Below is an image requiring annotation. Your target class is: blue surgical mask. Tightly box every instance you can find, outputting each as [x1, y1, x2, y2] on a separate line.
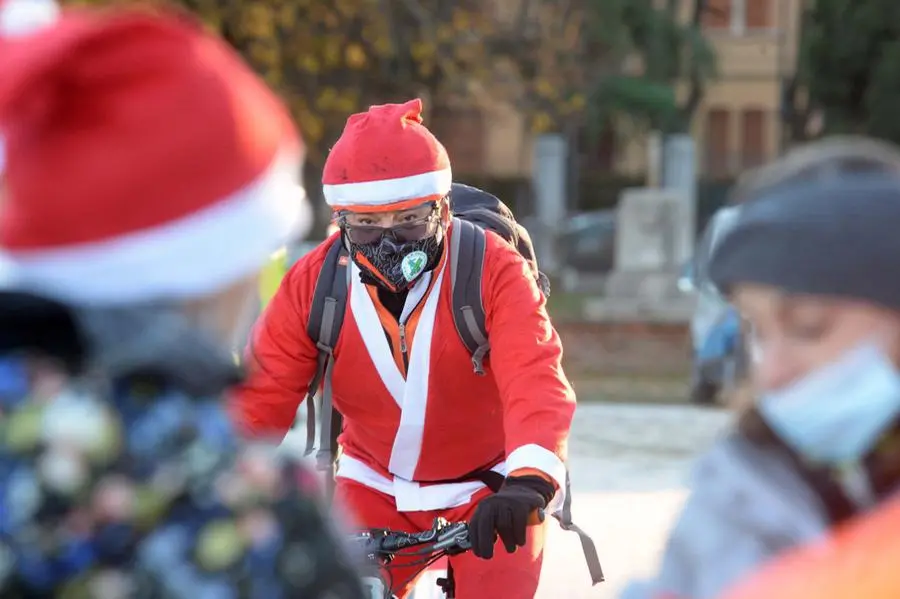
[758, 342, 900, 465]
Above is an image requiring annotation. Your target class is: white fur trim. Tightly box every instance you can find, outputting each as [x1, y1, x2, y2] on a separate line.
[506, 443, 567, 491]
[323, 168, 452, 207]
[0, 153, 310, 304]
[348, 264, 409, 406]
[348, 259, 447, 481]
[0, 0, 59, 38]
[388, 264, 445, 479]
[337, 454, 508, 512]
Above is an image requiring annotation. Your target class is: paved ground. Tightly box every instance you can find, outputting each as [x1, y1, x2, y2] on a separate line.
[534, 403, 731, 599]
[283, 403, 733, 598]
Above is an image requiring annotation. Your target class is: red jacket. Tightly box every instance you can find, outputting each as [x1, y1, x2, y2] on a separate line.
[230, 225, 575, 511]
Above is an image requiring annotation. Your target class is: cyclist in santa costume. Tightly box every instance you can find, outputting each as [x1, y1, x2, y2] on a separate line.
[231, 99, 576, 597]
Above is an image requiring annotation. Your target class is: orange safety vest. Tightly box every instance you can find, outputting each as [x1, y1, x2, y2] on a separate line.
[721, 493, 900, 599]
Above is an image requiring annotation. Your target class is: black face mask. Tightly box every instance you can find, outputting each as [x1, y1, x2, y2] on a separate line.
[346, 229, 444, 292]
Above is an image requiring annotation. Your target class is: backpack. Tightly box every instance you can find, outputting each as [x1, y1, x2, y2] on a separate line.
[301, 183, 604, 585]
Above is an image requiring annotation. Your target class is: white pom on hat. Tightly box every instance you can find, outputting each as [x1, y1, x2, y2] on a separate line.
[0, 0, 59, 38]
[322, 98, 451, 211]
[0, 8, 309, 305]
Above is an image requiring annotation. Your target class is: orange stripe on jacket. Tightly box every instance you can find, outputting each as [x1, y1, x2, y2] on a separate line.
[364, 245, 447, 376]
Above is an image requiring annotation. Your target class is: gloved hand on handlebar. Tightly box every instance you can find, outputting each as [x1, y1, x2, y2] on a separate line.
[469, 475, 555, 559]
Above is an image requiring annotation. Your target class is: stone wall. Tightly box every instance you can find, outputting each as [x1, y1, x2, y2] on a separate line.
[556, 321, 691, 377]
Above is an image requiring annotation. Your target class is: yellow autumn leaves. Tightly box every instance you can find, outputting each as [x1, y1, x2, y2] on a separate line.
[64, 0, 592, 162]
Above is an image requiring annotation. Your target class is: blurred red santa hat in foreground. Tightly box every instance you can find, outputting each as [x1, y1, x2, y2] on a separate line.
[0, 0, 60, 175]
[0, 6, 309, 305]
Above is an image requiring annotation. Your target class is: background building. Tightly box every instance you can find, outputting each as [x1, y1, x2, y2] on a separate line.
[435, 0, 802, 186]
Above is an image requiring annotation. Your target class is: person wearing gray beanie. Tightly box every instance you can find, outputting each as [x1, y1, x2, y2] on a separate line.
[620, 135, 900, 599]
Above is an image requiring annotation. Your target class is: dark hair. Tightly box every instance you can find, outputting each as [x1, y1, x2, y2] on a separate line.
[728, 135, 900, 205]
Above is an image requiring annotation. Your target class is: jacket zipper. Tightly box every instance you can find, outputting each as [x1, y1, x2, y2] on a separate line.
[399, 322, 409, 372]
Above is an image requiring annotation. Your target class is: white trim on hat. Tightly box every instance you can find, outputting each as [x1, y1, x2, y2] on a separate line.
[0, 153, 310, 305]
[323, 167, 452, 207]
[0, 0, 59, 38]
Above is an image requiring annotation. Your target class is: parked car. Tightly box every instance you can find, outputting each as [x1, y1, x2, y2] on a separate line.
[681, 207, 747, 405]
[556, 209, 617, 273]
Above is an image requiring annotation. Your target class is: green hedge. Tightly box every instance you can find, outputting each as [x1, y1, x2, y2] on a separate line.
[452, 176, 530, 213]
[455, 172, 736, 234]
[577, 173, 644, 211]
[696, 178, 736, 232]
[454, 173, 644, 214]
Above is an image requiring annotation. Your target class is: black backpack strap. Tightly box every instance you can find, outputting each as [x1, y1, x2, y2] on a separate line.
[551, 469, 605, 585]
[449, 217, 490, 375]
[305, 239, 350, 500]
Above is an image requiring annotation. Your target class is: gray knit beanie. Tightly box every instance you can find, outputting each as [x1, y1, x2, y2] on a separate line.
[708, 174, 900, 310]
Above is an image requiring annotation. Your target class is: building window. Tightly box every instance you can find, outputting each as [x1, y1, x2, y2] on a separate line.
[745, 0, 772, 29]
[704, 107, 732, 178]
[702, 0, 731, 29]
[703, 0, 773, 35]
[740, 108, 768, 170]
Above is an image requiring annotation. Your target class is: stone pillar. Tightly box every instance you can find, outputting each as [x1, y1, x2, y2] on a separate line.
[588, 187, 695, 322]
[661, 134, 697, 243]
[645, 131, 664, 188]
[532, 133, 568, 274]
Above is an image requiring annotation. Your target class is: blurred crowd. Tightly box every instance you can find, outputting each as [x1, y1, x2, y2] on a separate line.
[0, 1, 364, 597]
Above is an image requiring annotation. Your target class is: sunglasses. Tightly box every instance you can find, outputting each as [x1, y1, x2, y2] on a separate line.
[340, 213, 440, 245]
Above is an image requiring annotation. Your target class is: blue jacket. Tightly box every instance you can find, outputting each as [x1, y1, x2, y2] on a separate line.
[697, 309, 741, 363]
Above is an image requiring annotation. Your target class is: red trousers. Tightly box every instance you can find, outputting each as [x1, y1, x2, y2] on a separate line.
[336, 478, 546, 599]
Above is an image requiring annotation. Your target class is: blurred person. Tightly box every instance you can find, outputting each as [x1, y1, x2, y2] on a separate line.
[685, 206, 745, 405]
[230, 99, 577, 598]
[0, 6, 366, 598]
[621, 136, 900, 599]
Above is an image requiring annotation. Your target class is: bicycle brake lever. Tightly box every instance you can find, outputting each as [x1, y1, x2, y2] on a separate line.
[432, 522, 470, 552]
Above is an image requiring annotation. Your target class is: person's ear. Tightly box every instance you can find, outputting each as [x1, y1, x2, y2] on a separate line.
[440, 198, 451, 225]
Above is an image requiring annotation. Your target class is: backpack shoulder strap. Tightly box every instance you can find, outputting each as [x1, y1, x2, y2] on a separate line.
[449, 217, 490, 375]
[307, 238, 351, 365]
[304, 239, 350, 489]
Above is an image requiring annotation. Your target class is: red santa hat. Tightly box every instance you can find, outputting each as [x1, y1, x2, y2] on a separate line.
[0, 0, 60, 176]
[0, 8, 308, 305]
[322, 98, 451, 212]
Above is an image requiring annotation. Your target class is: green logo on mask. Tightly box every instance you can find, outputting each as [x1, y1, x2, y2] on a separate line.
[401, 251, 428, 282]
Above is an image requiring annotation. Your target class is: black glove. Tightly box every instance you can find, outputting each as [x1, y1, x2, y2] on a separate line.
[469, 475, 555, 559]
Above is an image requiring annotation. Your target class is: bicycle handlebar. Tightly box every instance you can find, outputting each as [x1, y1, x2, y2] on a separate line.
[351, 518, 472, 558]
[351, 507, 545, 559]
[351, 511, 546, 599]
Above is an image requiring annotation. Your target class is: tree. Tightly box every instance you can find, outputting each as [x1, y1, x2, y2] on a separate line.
[795, 0, 900, 144]
[66, 0, 715, 186]
[68, 0, 494, 170]
[484, 0, 716, 137]
[780, 1, 814, 147]
[621, 0, 717, 134]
